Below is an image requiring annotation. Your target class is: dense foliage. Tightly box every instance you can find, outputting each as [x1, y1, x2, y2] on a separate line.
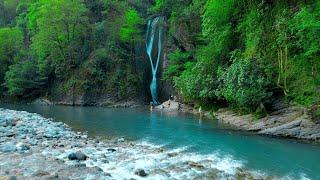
[0, 0, 147, 102]
[159, 0, 320, 112]
[0, 0, 319, 113]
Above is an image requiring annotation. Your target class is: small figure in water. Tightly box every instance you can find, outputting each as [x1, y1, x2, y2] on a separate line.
[150, 102, 154, 111]
[168, 94, 174, 108]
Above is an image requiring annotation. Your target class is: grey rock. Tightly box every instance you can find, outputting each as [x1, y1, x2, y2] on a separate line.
[68, 151, 87, 161]
[44, 173, 59, 179]
[1, 119, 18, 127]
[8, 176, 17, 180]
[0, 176, 17, 180]
[117, 138, 125, 143]
[28, 139, 38, 146]
[167, 152, 178, 157]
[195, 168, 220, 180]
[259, 120, 302, 136]
[16, 142, 30, 151]
[186, 161, 205, 169]
[33, 170, 50, 176]
[32, 98, 53, 106]
[91, 166, 103, 172]
[101, 159, 109, 163]
[134, 169, 148, 177]
[104, 172, 112, 177]
[0, 142, 16, 152]
[5, 132, 15, 137]
[72, 163, 87, 168]
[107, 148, 116, 152]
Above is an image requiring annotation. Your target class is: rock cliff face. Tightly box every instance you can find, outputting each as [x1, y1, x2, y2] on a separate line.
[33, 93, 142, 108]
[215, 106, 320, 142]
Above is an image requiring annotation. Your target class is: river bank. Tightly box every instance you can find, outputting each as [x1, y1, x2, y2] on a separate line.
[215, 106, 320, 143]
[0, 108, 269, 179]
[154, 100, 320, 143]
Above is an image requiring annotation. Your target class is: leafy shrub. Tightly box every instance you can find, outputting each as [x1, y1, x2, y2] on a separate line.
[287, 4, 320, 105]
[163, 50, 190, 82]
[119, 9, 143, 43]
[0, 27, 24, 93]
[217, 52, 271, 111]
[175, 59, 219, 102]
[5, 60, 46, 97]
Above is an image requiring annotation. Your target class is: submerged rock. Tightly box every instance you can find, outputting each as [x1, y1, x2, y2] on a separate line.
[134, 169, 148, 177]
[186, 161, 205, 169]
[68, 151, 87, 161]
[107, 148, 116, 152]
[116, 138, 125, 143]
[195, 168, 221, 180]
[167, 152, 178, 157]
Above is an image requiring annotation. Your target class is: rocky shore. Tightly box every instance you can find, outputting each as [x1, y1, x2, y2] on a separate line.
[154, 100, 320, 143]
[0, 108, 269, 180]
[32, 97, 142, 108]
[215, 106, 320, 142]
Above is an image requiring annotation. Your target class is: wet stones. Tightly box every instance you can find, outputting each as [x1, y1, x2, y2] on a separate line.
[15, 142, 30, 151]
[134, 169, 148, 177]
[0, 108, 272, 179]
[33, 170, 50, 177]
[0, 142, 16, 152]
[186, 161, 205, 169]
[5, 132, 15, 138]
[1, 118, 19, 127]
[167, 152, 178, 157]
[90, 166, 103, 172]
[107, 148, 116, 153]
[115, 137, 125, 143]
[0, 176, 18, 180]
[68, 151, 87, 161]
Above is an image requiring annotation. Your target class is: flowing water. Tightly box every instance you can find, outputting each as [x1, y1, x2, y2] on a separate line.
[1, 104, 320, 179]
[146, 17, 164, 105]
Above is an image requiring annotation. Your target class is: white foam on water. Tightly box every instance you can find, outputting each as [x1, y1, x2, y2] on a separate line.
[99, 142, 244, 179]
[276, 172, 312, 180]
[299, 173, 311, 180]
[48, 139, 249, 179]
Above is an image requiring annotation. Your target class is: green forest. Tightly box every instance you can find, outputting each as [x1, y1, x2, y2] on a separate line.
[0, 0, 319, 115]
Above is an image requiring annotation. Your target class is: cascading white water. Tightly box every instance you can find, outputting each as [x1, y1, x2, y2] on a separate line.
[146, 17, 164, 105]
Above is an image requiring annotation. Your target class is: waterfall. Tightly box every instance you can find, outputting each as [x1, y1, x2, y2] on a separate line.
[146, 17, 164, 105]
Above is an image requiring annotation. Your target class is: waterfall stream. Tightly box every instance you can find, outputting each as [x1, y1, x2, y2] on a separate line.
[146, 17, 164, 105]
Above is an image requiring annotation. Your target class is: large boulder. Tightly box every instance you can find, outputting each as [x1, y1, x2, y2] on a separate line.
[68, 151, 87, 161]
[155, 100, 180, 111]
